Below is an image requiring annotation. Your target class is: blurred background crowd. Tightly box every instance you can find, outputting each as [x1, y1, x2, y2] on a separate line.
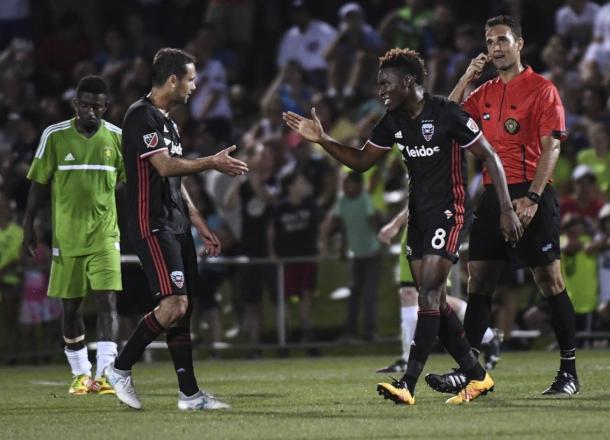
[1, 0, 609, 364]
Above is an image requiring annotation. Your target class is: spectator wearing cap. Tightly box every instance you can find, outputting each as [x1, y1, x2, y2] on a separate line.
[559, 213, 598, 327]
[587, 203, 610, 328]
[576, 124, 610, 195]
[560, 164, 606, 228]
[325, 2, 383, 100]
[277, 0, 337, 91]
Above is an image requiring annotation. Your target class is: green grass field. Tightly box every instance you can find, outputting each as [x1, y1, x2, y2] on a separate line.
[1, 350, 609, 439]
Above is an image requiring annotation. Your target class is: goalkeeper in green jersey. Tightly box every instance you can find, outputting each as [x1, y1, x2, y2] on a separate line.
[23, 76, 123, 395]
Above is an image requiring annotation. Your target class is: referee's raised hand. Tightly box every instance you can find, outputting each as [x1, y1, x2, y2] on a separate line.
[212, 145, 249, 176]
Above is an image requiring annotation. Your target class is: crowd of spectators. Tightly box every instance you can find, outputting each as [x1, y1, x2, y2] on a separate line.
[1, 0, 609, 362]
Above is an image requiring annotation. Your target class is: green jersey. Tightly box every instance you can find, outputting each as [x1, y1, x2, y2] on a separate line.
[27, 118, 125, 257]
[0, 222, 23, 285]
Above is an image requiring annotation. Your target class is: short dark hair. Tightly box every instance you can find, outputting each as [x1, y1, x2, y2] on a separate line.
[345, 171, 363, 184]
[379, 48, 427, 84]
[76, 75, 108, 97]
[151, 48, 196, 87]
[485, 15, 522, 39]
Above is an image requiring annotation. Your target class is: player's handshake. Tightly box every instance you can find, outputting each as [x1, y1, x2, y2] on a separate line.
[211, 145, 249, 176]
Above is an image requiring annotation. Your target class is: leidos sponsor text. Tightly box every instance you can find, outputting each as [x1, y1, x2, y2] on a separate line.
[397, 143, 441, 158]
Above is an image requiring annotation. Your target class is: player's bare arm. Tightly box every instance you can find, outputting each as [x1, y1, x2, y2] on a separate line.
[378, 206, 408, 245]
[512, 135, 560, 228]
[448, 53, 489, 103]
[180, 184, 221, 257]
[468, 137, 523, 244]
[22, 181, 50, 257]
[149, 145, 249, 177]
[283, 107, 387, 172]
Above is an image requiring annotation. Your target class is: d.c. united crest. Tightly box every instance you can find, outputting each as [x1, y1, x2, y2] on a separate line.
[421, 122, 435, 141]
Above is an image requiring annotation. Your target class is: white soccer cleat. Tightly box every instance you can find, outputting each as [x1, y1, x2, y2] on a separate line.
[177, 389, 230, 410]
[103, 363, 143, 410]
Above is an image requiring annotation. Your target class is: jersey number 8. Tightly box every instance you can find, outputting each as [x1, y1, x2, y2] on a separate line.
[431, 228, 446, 250]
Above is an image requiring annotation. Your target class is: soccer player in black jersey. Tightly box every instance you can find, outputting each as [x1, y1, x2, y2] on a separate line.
[283, 48, 522, 405]
[103, 48, 248, 410]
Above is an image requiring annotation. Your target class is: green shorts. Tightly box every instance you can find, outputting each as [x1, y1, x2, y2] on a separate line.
[399, 229, 415, 287]
[48, 248, 122, 298]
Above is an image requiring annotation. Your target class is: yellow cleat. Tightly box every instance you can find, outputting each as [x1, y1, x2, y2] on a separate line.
[446, 372, 494, 404]
[377, 380, 416, 405]
[88, 376, 116, 395]
[68, 374, 92, 395]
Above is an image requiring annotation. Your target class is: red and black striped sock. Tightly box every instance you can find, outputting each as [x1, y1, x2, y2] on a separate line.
[438, 303, 484, 380]
[167, 327, 199, 396]
[401, 309, 440, 395]
[114, 312, 164, 371]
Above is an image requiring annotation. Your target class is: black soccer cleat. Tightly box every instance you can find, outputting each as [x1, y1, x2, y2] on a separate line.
[425, 368, 468, 394]
[482, 328, 503, 370]
[542, 371, 580, 395]
[376, 358, 407, 373]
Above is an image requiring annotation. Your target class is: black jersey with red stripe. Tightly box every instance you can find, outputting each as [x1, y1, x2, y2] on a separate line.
[122, 97, 190, 239]
[369, 94, 481, 224]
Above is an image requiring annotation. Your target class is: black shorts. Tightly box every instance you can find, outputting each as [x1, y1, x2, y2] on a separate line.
[132, 232, 199, 302]
[407, 210, 472, 264]
[469, 182, 560, 268]
[118, 263, 154, 315]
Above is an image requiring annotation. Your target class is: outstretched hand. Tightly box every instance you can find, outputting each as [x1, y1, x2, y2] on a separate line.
[282, 108, 324, 143]
[213, 145, 249, 176]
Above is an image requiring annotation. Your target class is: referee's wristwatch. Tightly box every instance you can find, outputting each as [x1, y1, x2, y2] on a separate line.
[525, 191, 540, 204]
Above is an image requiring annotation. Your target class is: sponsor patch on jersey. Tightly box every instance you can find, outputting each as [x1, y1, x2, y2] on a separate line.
[421, 123, 435, 141]
[394, 130, 403, 139]
[542, 243, 553, 252]
[444, 209, 453, 219]
[466, 118, 479, 133]
[170, 271, 184, 288]
[143, 132, 159, 148]
[483, 112, 491, 120]
[64, 153, 75, 161]
[504, 118, 520, 134]
[103, 147, 113, 160]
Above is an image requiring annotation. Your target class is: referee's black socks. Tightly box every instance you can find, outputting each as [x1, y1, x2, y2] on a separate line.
[546, 290, 577, 377]
[463, 293, 492, 351]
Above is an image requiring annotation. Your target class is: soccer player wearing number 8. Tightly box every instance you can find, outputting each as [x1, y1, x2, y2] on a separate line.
[427, 15, 580, 397]
[283, 48, 523, 405]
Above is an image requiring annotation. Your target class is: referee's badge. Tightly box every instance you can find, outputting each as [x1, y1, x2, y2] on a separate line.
[421, 122, 434, 141]
[504, 118, 520, 134]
